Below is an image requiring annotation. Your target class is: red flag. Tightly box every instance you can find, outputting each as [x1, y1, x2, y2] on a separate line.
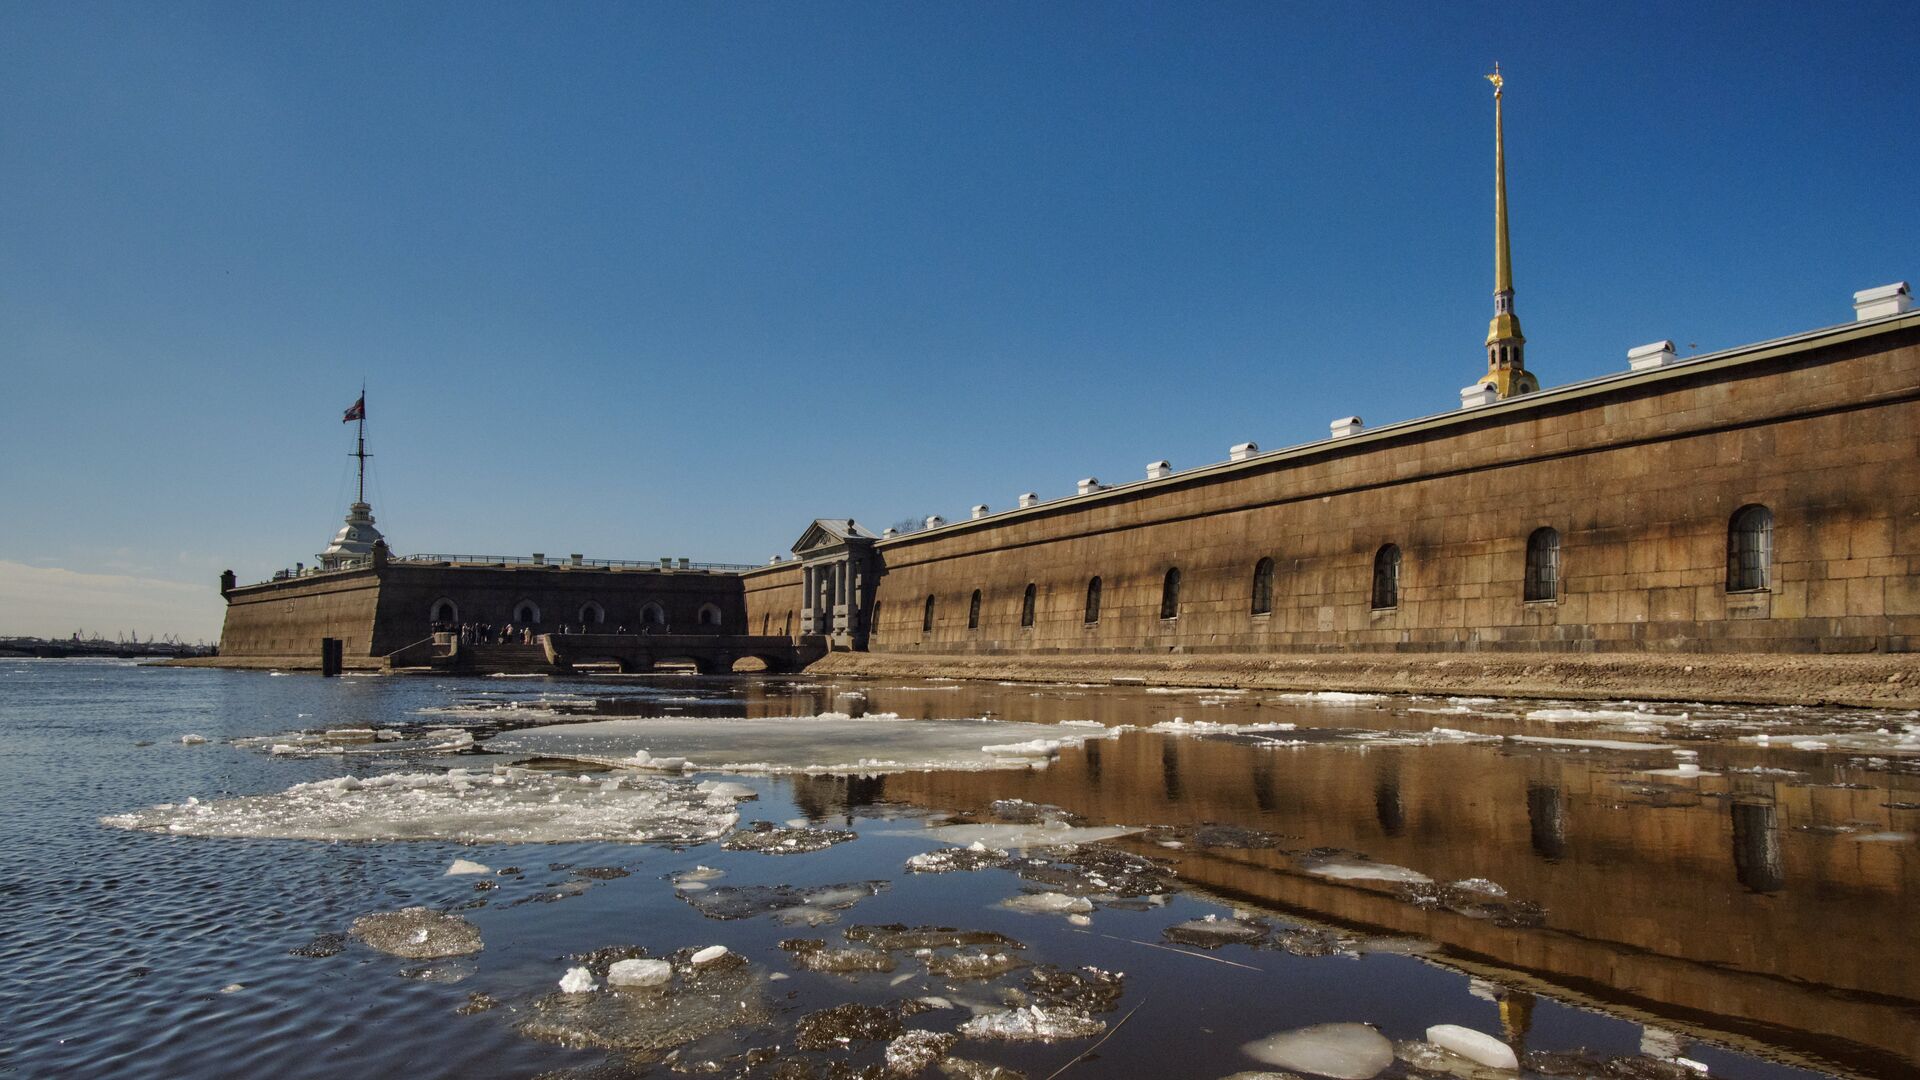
[342, 396, 365, 423]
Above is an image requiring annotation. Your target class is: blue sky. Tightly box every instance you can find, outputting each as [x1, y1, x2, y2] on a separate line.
[1, 1, 1912, 641]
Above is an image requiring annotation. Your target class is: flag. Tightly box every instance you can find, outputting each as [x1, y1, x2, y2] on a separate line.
[343, 395, 365, 423]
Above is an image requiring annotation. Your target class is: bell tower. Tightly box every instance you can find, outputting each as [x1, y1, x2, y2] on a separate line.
[1464, 63, 1539, 406]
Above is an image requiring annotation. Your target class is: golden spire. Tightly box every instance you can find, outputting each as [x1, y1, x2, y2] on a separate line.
[1489, 63, 1512, 297]
[1474, 61, 1536, 399]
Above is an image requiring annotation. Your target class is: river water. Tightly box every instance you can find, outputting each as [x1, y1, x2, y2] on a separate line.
[2, 658, 1915, 1079]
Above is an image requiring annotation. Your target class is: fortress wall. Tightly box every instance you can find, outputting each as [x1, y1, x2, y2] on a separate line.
[741, 563, 804, 637]
[865, 323, 1920, 655]
[221, 565, 748, 657]
[367, 565, 746, 655]
[219, 570, 381, 658]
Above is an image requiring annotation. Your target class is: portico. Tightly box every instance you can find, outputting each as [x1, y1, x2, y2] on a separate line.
[791, 519, 880, 646]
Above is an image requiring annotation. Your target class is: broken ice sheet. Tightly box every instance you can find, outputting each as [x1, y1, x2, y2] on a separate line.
[959, 1004, 1106, 1042]
[680, 881, 888, 923]
[1242, 1022, 1394, 1079]
[516, 946, 771, 1056]
[100, 766, 750, 844]
[922, 821, 1141, 850]
[1163, 915, 1267, 948]
[349, 908, 483, 959]
[722, 821, 857, 854]
[234, 726, 473, 756]
[1295, 853, 1432, 885]
[484, 712, 1119, 774]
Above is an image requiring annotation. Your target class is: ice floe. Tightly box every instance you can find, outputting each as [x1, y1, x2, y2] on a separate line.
[486, 713, 1120, 774]
[444, 858, 490, 875]
[101, 766, 751, 844]
[606, 958, 673, 987]
[235, 726, 471, 756]
[1242, 1022, 1394, 1078]
[349, 908, 483, 958]
[679, 881, 888, 923]
[959, 1005, 1106, 1041]
[1297, 856, 1432, 885]
[1278, 691, 1386, 705]
[923, 821, 1141, 850]
[998, 891, 1094, 916]
[1424, 1024, 1519, 1070]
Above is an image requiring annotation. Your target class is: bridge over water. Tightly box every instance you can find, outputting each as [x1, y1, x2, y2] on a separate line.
[387, 632, 828, 675]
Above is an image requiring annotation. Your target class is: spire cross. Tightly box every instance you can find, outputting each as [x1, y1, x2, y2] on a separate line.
[1486, 61, 1503, 98]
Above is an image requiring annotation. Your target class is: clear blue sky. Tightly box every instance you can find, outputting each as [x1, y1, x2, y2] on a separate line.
[2, 1, 1912, 641]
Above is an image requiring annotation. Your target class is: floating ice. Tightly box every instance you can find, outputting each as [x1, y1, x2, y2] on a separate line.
[179, 733, 207, 745]
[1526, 707, 1680, 724]
[1242, 1022, 1394, 1078]
[722, 821, 856, 854]
[238, 726, 474, 756]
[349, 908, 483, 958]
[1164, 915, 1266, 948]
[101, 767, 750, 845]
[606, 958, 673, 988]
[445, 858, 490, 876]
[959, 1005, 1106, 1042]
[689, 944, 729, 966]
[1508, 735, 1676, 752]
[885, 1030, 958, 1075]
[796, 1003, 904, 1050]
[1298, 857, 1431, 885]
[998, 892, 1094, 916]
[923, 822, 1140, 850]
[487, 713, 1120, 774]
[517, 945, 770, 1053]
[1278, 691, 1385, 705]
[681, 881, 887, 923]
[1150, 717, 1299, 736]
[1424, 1024, 1519, 1070]
[559, 966, 597, 994]
[906, 844, 1009, 874]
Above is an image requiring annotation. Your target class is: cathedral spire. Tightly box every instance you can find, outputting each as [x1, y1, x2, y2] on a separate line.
[1465, 63, 1538, 406]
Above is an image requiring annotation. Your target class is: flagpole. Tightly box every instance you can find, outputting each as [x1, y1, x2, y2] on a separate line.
[355, 382, 367, 505]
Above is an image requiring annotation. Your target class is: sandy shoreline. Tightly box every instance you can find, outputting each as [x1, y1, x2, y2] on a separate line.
[805, 650, 1920, 709]
[159, 650, 1920, 707]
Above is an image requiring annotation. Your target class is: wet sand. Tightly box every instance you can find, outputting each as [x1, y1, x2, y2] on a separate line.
[810, 650, 1920, 708]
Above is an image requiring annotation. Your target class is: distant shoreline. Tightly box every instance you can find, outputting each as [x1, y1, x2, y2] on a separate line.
[159, 649, 1920, 708]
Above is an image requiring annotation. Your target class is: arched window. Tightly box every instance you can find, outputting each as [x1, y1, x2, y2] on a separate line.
[1371, 545, 1401, 610]
[429, 598, 458, 626]
[923, 595, 936, 633]
[967, 590, 982, 629]
[579, 600, 605, 625]
[512, 599, 542, 625]
[639, 602, 666, 627]
[1084, 577, 1102, 625]
[1727, 505, 1773, 591]
[1524, 528, 1561, 602]
[1250, 558, 1274, 616]
[1020, 583, 1036, 628]
[1159, 567, 1181, 620]
[697, 603, 723, 628]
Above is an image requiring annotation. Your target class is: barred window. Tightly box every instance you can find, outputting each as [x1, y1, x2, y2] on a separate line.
[1020, 584, 1036, 628]
[1371, 545, 1401, 610]
[1727, 505, 1773, 591]
[1084, 577, 1102, 625]
[1524, 528, 1560, 602]
[967, 589, 982, 630]
[1251, 558, 1274, 615]
[923, 595, 936, 633]
[1160, 567, 1181, 620]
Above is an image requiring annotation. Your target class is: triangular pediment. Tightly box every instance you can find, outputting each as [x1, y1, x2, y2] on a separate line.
[791, 518, 878, 555]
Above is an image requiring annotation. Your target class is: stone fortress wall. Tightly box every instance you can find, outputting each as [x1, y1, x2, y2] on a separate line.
[221, 561, 746, 659]
[743, 309, 1920, 657]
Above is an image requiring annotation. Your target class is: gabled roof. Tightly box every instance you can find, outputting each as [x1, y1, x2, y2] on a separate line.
[792, 518, 879, 554]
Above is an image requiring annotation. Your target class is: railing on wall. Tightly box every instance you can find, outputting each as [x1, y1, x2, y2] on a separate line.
[250, 552, 756, 589]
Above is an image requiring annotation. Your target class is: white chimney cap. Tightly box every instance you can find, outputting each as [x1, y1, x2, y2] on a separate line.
[1146, 460, 1172, 479]
[970, 504, 990, 520]
[768, 555, 783, 564]
[1854, 281, 1912, 321]
[1331, 415, 1365, 436]
[1076, 477, 1103, 495]
[1017, 492, 1039, 508]
[882, 527, 898, 538]
[924, 515, 945, 529]
[1627, 340, 1679, 371]
[1229, 442, 1259, 462]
